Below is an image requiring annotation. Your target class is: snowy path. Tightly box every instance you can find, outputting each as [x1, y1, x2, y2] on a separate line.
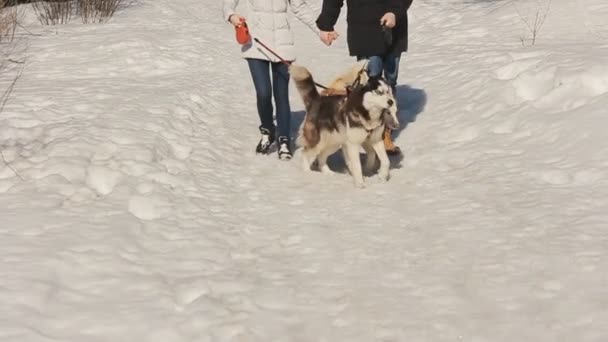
[1, 0, 608, 341]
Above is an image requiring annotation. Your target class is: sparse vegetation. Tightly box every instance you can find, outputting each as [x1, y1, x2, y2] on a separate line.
[31, 0, 73, 25]
[28, 0, 125, 25]
[1, 1, 26, 118]
[78, 0, 124, 24]
[0, 0, 19, 43]
[512, 0, 552, 46]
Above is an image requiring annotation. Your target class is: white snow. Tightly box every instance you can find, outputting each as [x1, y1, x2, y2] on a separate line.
[1, 0, 608, 341]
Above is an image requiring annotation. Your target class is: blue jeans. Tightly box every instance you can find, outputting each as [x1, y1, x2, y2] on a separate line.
[246, 58, 291, 138]
[357, 54, 401, 91]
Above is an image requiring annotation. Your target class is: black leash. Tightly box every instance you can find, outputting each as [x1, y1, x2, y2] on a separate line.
[350, 60, 369, 90]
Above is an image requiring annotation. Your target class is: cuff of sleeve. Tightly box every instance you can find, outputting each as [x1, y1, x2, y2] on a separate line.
[316, 20, 334, 32]
[224, 11, 235, 22]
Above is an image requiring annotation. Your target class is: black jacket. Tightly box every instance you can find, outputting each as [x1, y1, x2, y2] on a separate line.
[316, 0, 413, 57]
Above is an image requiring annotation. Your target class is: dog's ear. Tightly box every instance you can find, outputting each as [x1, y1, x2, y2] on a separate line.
[359, 70, 370, 85]
[350, 68, 369, 93]
[357, 67, 369, 85]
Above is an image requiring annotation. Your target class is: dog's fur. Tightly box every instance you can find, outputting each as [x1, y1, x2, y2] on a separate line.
[321, 60, 370, 96]
[289, 63, 399, 188]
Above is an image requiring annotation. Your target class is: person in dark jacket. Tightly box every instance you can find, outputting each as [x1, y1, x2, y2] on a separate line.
[316, 0, 413, 155]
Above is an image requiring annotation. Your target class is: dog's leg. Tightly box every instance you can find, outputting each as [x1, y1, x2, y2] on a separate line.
[362, 141, 377, 173]
[372, 139, 391, 182]
[341, 148, 351, 174]
[344, 142, 365, 188]
[317, 145, 340, 175]
[301, 147, 318, 172]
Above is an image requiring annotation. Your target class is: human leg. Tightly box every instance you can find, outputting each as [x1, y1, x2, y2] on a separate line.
[246, 58, 275, 153]
[382, 53, 401, 92]
[357, 55, 383, 78]
[381, 53, 403, 155]
[271, 61, 292, 160]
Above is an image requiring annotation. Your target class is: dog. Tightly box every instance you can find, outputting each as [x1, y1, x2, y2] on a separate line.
[289, 63, 399, 188]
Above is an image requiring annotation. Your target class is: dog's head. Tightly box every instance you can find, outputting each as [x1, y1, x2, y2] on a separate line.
[352, 76, 399, 130]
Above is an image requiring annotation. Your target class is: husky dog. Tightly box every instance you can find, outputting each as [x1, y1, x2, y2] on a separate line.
[289, 63, 399, 188]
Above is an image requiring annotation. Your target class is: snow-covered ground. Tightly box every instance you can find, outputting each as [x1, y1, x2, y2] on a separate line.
[1, 0, 607, 340]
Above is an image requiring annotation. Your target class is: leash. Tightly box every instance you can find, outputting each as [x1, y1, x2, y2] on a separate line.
[253, 38, 329, 90]
[350, 60, 369, 90]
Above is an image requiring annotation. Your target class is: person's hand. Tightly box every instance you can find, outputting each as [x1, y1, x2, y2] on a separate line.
[320, 30, 339, 46]
[320, 31, 333, 45]
[228, 14, 245, 26]
[380, 12, 396, 28]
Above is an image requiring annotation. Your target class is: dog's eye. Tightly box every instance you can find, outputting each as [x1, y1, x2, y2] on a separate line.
[374, 89, 384, 95]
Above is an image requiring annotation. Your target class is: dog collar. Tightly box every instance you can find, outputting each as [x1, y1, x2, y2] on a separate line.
[365, 123, 383, 135]
[347, 113, 382, 134]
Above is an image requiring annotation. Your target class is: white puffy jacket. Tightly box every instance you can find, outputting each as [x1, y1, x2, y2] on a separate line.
[223, 0, 320, 62]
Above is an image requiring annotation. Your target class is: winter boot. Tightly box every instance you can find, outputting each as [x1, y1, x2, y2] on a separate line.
[277, 136, 292, 160]
[256, 126, 275, 154]
[383, 127, 401, 155]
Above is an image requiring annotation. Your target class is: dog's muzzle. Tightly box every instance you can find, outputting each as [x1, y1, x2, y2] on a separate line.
[382, 109, 399, 130]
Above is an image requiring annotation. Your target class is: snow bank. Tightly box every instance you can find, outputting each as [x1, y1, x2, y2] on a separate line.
[1, 0, 607, 341]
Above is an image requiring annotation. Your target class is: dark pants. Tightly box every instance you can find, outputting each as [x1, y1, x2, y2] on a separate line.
[356, 53, 402, 92]
[246, 58, 291, 139]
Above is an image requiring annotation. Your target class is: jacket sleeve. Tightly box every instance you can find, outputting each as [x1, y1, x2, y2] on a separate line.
[223, 0, 239, 22]
[290, 0, 321, 36]
[315, 0, 343, 32]
[386, 0, 401, 15]
[404, 0, 413, 11]
[386, 0, 412, 20]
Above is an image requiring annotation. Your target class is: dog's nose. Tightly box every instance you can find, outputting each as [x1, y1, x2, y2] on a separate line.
[387, 99, 394, 106]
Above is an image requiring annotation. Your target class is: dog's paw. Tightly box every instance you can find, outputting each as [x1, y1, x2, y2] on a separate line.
[320, 165, 335, 175]
[353, 180, 366, 189]
[378, 170, 390, 182]
[301, 157, 313, 172]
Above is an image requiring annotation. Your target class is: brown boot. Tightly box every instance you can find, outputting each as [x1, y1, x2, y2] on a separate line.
[383, 127, 401, 155]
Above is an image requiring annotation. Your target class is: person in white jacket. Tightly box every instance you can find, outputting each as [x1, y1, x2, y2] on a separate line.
[223, 0, 322, 160]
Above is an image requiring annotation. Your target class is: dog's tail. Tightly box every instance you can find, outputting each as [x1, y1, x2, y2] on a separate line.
[295, 116, 321, 149]
[289, 64, 320, 108]
[326, 60, 369, 92]
[290, 64, 322, 149]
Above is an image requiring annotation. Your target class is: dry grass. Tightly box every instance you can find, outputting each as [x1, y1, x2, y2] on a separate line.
[0, 0, 19, 43]
[31, 0, 74, 25]
[512, 0, 552, 46]
[28, 0, 125, 25]
[78, 0, 123, 23]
